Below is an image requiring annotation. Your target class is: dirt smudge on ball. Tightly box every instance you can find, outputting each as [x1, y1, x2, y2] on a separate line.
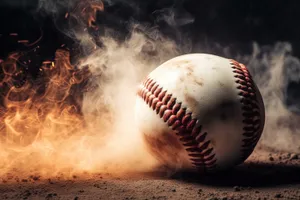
[186, 64, 204, 86]
[184, 94, 198, 109]
[143, 130, 185, 168]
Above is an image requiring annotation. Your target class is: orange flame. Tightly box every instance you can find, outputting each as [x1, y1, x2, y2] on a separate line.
[0, 0, 165, 181]
[0, 47, 150, 180]
[67, 0, 104, 30]
[85, 1, 104, 29]
[0, 49, 87, 147]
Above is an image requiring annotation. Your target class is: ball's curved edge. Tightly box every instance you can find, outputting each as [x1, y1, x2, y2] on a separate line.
[230, 59, 265, 164]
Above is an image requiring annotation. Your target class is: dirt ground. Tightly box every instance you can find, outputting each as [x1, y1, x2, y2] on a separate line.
[0, 146, 299, 200]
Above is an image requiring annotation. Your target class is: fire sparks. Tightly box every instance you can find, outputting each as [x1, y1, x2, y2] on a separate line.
[0, 0, 161, 180]
[17, 40, 29, 44]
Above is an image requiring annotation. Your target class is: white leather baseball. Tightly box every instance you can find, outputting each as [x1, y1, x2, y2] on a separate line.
[135, 53, 265, 173]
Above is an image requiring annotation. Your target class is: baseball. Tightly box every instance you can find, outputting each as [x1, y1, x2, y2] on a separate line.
[135, 53, 265, 173]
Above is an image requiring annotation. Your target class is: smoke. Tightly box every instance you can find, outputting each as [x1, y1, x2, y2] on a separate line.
[0, 0, 300, 180]
[0, 0, 185, 179]
[241, 42, 300, 153]
[0, 30, 179, 179]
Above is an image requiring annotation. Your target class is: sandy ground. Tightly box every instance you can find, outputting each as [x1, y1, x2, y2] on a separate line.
[0, 146, 299, 200]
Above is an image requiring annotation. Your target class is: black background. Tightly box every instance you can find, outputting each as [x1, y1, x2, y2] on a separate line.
[1, 0, 300, 59]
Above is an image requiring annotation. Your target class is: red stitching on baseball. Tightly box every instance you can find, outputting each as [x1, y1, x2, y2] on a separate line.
[230, 59, 263, 161]
[137, 78, 217, 172]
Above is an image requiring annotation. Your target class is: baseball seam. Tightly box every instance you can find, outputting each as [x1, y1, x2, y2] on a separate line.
[138, 60, 263, 172]
[230, 59, 263, 162]
[137, 78, 217, 172]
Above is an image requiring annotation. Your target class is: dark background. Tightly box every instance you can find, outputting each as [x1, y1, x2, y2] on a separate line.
[1, 0, 300, 60]
[0, 0, 300, 110]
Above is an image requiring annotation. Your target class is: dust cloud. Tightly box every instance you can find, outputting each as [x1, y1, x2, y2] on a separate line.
[0, 0, 183, 179]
